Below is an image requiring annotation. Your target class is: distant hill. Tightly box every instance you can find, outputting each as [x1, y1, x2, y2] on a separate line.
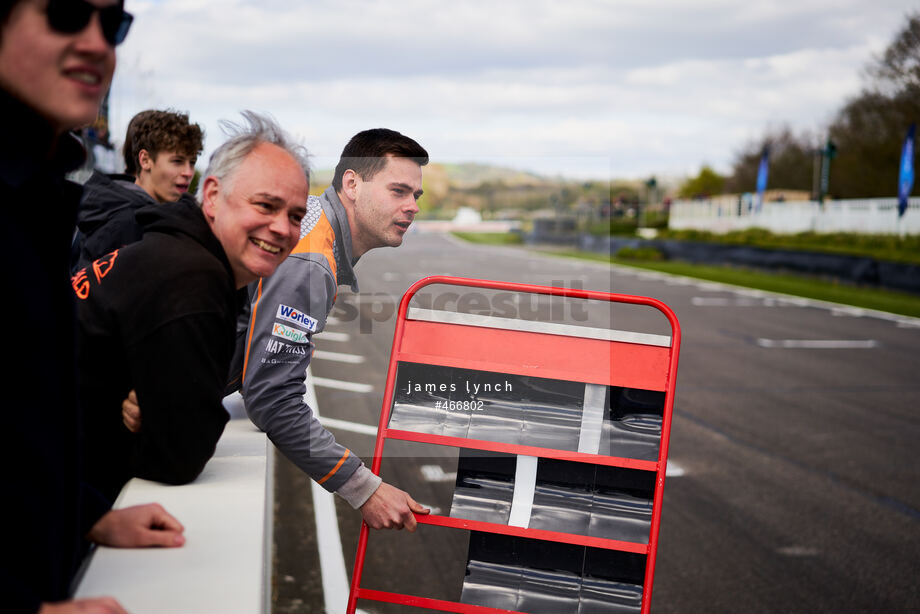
[309, 161, 550, 197]
[307, 161, 642, 216]
[437, 162, 549, 187]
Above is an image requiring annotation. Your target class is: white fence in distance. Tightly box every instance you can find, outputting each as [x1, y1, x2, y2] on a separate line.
[669, 197, 920, 235]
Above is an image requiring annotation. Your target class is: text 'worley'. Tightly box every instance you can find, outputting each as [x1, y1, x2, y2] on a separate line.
[276, 303, 318, 332]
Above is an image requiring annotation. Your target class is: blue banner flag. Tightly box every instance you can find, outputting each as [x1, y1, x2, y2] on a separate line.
[898, 124, 915, 218]
[755, 146, 769, 210]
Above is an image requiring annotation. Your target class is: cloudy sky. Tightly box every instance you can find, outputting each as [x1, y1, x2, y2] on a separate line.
[109, 0, 916, 181]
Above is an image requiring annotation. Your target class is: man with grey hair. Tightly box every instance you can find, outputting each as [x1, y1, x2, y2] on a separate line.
[74, 111, 309, 503]
[124, 128, 432, 532]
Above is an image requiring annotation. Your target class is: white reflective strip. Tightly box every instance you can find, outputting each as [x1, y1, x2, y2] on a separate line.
[407, 307, 671, 347]
[757, 338, 878, 349]
[312, 377, 373, 393]
[313, 350, 366, 364]
[508, 455, 538, 529]
[578, 384, 607, 454]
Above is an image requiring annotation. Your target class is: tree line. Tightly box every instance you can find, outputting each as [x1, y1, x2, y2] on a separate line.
[680, 12, 920, 200]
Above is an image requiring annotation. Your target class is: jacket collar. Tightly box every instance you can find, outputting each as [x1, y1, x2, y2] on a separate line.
[319, 184, 359, 292]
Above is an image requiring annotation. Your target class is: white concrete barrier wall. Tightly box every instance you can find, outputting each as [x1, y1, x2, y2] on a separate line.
[669, 197, 920, 234]
[75, 418, 272, 614]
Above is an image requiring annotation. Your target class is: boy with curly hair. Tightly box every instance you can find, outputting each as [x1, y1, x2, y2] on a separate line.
[73, 109, 204, 270]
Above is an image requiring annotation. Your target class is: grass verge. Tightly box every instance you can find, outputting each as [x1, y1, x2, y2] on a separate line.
[538, 249, 920, 318]
[451, 231, 523, 245]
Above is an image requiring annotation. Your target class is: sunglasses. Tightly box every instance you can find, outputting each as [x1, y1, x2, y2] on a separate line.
[46, 0, 134, 47]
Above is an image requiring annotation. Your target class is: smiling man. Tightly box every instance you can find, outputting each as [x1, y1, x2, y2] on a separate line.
[232, 129, 431, 530]
[72, 109, 204, 271]
[74, 111, 309, 504]
[124, 129, 433, 529]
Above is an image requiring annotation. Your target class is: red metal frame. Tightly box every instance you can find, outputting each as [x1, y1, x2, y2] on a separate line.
[346, 276, 682, 614]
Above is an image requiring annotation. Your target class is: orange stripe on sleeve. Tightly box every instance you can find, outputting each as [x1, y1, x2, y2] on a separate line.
[316, 449, 350, 485]
[241, 278, 263, 387]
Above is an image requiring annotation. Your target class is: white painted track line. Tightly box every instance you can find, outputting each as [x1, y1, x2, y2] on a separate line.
[314, 350, 366, 364]
[312, 377, 374, 393]
[756, 338, 878, 349]
[320, 331, 351, 342]
[304, 366, 350, 614]
[320, 416, 379, 437]
[666, 461, 686, 477]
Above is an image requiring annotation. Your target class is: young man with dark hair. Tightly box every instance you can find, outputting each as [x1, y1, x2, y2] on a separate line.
[235, 128, 431, 529]
[72, 108, 203, 271]
[124, 128, 434, 530]
[129, 108, 202, 201]
[0, 2, 184, 613]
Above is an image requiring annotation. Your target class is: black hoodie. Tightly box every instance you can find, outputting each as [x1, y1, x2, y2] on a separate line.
[74, 194, 243, 503]
[1, 86, 88, 612]
[71, 170, 156, 272]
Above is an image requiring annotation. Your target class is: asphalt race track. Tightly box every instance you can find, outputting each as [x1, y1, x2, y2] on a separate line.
[272, 230, 920, 614]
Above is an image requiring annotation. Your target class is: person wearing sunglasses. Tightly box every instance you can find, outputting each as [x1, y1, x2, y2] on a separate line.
[0, 2, 184, 613]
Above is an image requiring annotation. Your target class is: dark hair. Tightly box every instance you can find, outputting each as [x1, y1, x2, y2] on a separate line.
[123, 109, 204, 176]
[332, 128, 428, 192]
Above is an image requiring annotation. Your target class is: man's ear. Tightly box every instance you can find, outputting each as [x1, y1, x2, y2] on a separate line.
[342, 169, 359, 202]
[138, 149, 153, 172]
[200, 176, 220, 221]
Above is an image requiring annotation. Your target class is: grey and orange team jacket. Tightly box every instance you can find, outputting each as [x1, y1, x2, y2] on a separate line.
[231, 185, 381, 508]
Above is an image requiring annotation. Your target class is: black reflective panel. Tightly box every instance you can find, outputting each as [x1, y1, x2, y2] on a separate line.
[461, 533, 645, 613]
[450, 449, 516, 524]
[467, 371, 583, 451]
[388, 362, 470, 437]
[580, 548, 645, 613]
[599, 388, 664, 461]
[390, 362, 585, 451]
[529, 459, 595, 537]
[588, 466, 655, 544]
[530, 461, 654, 544]
[516, 536, 585, 614]
[450, 454, 654, 545]
[464, 369, 528, 446]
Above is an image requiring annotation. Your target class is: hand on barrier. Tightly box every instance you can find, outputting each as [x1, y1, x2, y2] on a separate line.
[88, 503, 185, 548]
[39, 596, 128, 614]
[359, 481, 429, 532]
[122, 389, 141, 433]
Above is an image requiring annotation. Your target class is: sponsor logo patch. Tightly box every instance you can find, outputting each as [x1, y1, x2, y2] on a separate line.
[264, 339, 308, 355]
[276, 303, 318, 332]
[271, 323, 311, 344]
